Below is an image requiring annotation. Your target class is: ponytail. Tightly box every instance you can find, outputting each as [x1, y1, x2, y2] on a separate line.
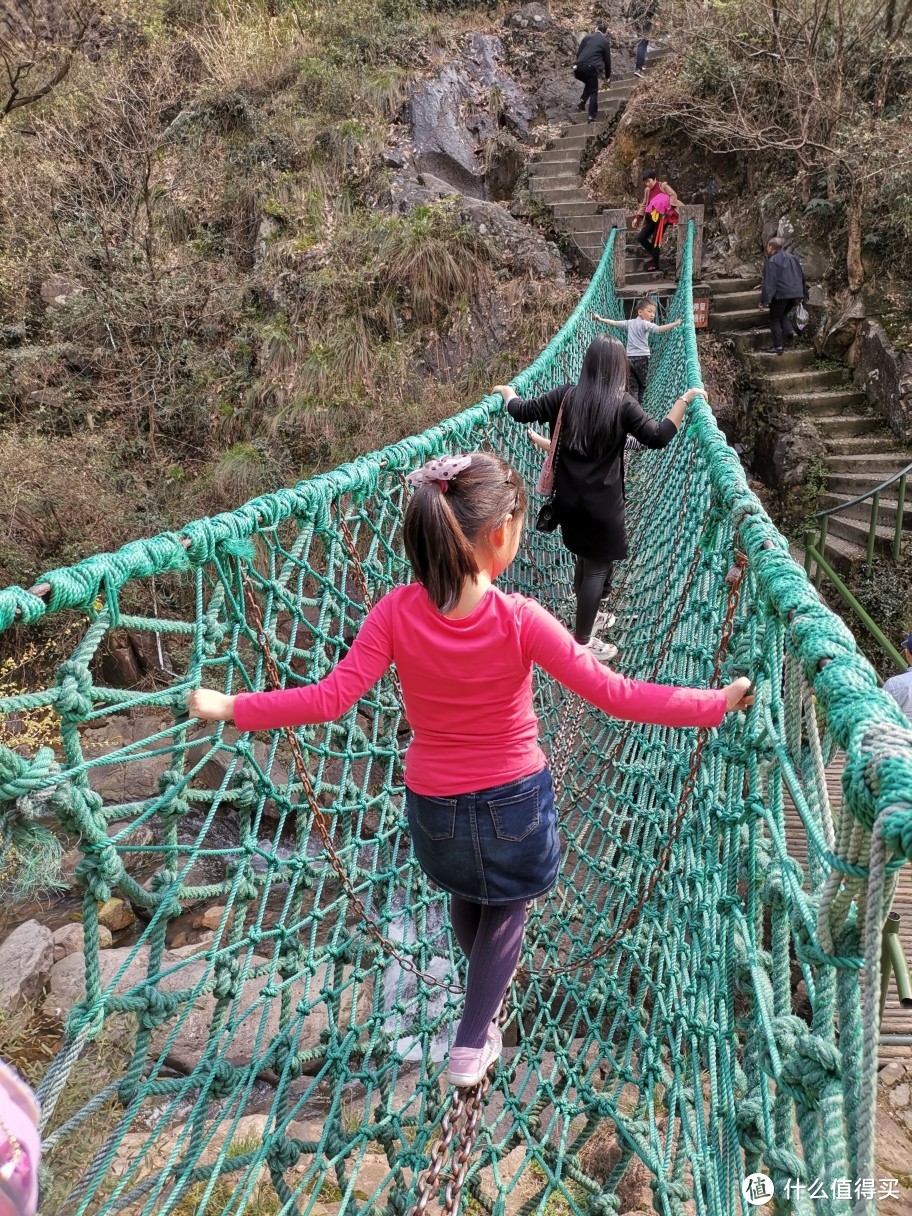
[403, 451, 526, 612]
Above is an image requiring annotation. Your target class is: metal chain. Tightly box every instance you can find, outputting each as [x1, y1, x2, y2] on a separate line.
[410, 963, 519, 1216]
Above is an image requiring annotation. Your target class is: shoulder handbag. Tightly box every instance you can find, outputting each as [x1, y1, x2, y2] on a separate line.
[534, 394, 568, 533]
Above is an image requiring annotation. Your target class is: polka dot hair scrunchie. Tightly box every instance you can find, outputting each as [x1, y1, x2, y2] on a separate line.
[405, 455, 472, 492]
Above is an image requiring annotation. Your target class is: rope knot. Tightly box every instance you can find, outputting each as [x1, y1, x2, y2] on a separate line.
[588, 1195, 620, 1215]
[198, 1058, 238, 1098]
[136, 985, 180, 1029]
[157, 769, 190, 819]
[74, 844, 123, 901]
[213, 957, 241, 1000]
[267, 1135, 302, 1172]
[56, 660, 94, 719]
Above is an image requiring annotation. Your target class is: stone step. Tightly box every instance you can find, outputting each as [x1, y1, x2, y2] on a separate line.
[538, 187, 588, 203]
[826, 451, 912, 475]
[549, 200, 600, 218]
[568, 225, 606, 242]
[534, 151, 581, 165]
[559, 136, 604, 150]
[826, 470, 910, 497]
[816, 532, 866, 578]
[626, 270, 667, 286]
[824, 434, 903, 455]
[531, 164, 578, 178]
[814, 414, 882, 437]
[825, 514, 901, 555]
[709, 308, 772, 332]
[778, 389, 867, 414]
[764, 368, 847, 393]
[747, 348, 817, 372]
[821, 492, 912, 529]
[710, 290, 761, 313]
[705, 278, 762, 295]
[619, 280, 676, 296]
[728, 327, 782, 351]
[564, 121, 612, 136]
[531, 177, 580, 194]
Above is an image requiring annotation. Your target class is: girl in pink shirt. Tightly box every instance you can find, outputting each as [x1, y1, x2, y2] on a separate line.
[188, 452, 751, 1088]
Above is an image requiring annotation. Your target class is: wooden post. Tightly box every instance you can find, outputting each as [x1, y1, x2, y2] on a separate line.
[601, 208, 627, 288]
[675, 205, 704, 281]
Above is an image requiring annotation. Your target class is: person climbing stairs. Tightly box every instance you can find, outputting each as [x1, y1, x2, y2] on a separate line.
[709, 287, 912, 575]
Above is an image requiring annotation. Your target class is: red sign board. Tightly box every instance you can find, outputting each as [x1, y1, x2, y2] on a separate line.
[693, 297, 710, 329]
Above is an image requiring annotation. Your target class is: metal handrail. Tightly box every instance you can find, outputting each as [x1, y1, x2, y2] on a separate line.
[804, 459, 911, 671]
[812, 458, 912, 519]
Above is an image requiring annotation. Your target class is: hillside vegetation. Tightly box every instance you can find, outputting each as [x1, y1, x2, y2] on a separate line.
[0, 0, 577, 589]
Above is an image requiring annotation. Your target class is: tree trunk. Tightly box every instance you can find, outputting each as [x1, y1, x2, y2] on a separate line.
[846, 197, 864, 293]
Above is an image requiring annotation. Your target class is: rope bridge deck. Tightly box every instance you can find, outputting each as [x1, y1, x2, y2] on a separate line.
[1, 227, 911, 1216]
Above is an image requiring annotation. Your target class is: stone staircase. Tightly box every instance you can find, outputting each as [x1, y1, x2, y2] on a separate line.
[528, 57, 674, 278]
[709, 287, 912, 575]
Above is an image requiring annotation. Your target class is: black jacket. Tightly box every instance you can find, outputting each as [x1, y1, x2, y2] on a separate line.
[508, 384, 677, 561]
[575, 31, 612, 76]
[761, 249, 808, 306]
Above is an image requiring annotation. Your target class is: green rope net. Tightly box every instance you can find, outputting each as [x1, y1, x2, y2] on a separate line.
[1, 226, 911, 1216]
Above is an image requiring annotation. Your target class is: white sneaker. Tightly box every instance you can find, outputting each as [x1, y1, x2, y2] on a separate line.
[585, 638, 618, 663]
[594, 609, 617, 633]
[447, 1024, 502, 1088]
[634, 68, 645, 78]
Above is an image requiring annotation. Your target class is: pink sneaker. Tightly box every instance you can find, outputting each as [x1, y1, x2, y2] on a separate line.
[446, 1024, 503, 1088]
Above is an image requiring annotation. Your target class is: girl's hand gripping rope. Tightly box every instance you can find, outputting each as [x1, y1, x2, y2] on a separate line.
[723, 677, 753, 713]
[187, 689, 236, 721]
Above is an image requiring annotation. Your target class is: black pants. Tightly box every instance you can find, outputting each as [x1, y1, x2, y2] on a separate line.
[636, 37, 649, 70]
[574, 66, 600, 119]
[637, 214, 660, 268]
[573, 558, 614, 644]
[768, 297, 799, 351]
[628, 355, 650, 403]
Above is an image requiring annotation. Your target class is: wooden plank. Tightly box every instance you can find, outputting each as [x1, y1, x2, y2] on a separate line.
[781, 753, 912, 1055]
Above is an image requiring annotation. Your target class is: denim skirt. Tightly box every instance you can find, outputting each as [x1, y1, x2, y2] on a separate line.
[405, 765, 559, 905]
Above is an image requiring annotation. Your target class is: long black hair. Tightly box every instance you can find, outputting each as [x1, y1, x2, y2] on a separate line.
[562, 335, 628, 457]
[403, 452, 527, 613]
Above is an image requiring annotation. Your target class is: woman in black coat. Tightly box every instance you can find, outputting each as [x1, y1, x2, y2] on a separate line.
[493, 335, 700, 661]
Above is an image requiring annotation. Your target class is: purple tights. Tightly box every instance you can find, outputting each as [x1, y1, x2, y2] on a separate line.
[450, 896, 526, 1049]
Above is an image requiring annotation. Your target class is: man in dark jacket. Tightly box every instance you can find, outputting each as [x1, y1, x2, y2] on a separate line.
[759, 236, 808, 354]
[574, 21, 612, 123]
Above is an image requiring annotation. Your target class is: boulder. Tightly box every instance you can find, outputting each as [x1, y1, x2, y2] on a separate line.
[820, 298, 866, 358]
[44, 945, 375, 1076]
[484, 133, 525, 201]
[408, 34, 531, 196]
[0, 920, 55, 1012]
[771, 418, 826, 490]
[39, 274, 85, 308]
[53, 923, 85, 961]
[504, 3, 553, 30]
[854, 318, 912, 443]
[395, 173, 562, 280]
[410, 65, 485, 195]
[97, 897, 135, 933]
[81, 713, 175, 805]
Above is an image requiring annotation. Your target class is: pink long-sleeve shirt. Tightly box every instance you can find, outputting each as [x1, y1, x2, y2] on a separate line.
[233, 584, 727, 796]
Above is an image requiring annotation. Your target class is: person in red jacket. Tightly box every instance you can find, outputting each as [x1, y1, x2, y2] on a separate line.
[188, 453, 752, 1090]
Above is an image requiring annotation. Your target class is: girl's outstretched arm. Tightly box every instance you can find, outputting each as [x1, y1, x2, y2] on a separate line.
[188, 596, 395, 729]
[519, 598, 750, 727]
